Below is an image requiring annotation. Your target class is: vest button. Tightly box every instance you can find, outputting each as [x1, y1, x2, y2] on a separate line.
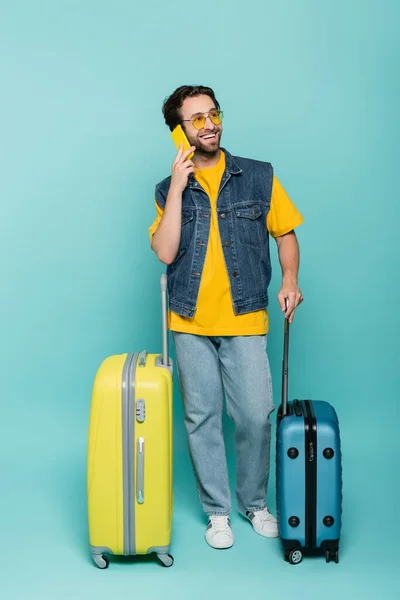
[220, 213, 226, 219]
[236, 307, 241, 313]
[232, 271, 238, 277]
[225, 241, 231, 247]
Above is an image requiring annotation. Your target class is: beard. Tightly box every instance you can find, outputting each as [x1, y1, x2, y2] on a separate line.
[188, 129, 222, 156]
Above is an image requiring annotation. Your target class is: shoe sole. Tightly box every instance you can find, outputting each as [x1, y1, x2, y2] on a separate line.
[252, 529, 279, 539]
[205, 539, 234, 549]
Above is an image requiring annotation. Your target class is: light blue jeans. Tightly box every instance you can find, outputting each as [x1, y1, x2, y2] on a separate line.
[172, 333, 275, 517]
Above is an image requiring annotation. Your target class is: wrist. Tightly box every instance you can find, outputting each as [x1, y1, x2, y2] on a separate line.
[282, 273, 298, 285]
[167, 184, 183, 200]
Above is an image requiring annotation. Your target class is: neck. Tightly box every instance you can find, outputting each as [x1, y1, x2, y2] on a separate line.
[193, 148, 221, 170]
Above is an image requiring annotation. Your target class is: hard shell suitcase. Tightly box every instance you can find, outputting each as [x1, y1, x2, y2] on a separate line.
[87, 274, 174, 569]
[276, 310, 342, 565]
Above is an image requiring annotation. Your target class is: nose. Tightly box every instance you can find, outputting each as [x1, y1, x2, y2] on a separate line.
[202, 115, 217, 130]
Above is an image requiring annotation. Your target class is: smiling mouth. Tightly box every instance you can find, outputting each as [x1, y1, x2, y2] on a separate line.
[200, 133, 218, 140]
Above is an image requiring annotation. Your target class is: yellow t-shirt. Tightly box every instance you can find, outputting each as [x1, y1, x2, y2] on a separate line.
[149, 151, 303, 335]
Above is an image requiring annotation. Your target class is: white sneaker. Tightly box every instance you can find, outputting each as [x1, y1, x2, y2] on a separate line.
[246, 508, 279, 538]
[205, 515, 234, 549]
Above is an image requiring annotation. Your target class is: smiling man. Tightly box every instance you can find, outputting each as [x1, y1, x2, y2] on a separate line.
[149, 85, 304, 550]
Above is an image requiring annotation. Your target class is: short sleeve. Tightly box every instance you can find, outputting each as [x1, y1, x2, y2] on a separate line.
[148, 200, 164, 244]
[267, 176, 304, 238]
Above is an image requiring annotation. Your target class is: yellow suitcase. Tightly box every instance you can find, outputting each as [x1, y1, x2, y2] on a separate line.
[87, 275, 174, 569]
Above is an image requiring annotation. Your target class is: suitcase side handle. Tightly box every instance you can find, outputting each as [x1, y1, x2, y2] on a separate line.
[282, 298, 290, 417]
[160, 274, 169, 367]
[138, 350, 148, 367]
[137, 437, 145, 504]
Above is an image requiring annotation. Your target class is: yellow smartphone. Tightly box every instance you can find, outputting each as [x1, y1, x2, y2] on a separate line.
[171, 125, 194, 161]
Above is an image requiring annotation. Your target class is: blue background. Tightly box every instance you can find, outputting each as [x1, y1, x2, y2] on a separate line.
[1, 1, 399, 598]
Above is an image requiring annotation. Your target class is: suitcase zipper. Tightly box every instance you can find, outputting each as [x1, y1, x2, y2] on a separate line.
[303, 400, 317, 548]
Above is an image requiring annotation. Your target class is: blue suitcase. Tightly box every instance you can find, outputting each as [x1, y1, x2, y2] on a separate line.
[276, 314, 342, 565]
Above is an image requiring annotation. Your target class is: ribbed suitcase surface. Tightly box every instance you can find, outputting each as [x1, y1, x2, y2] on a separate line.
[276, 399, 342, 563]
[275, 306, 343, 565]
[86, 275, 174, 569]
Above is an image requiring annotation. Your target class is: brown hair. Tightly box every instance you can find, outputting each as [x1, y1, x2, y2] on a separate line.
[162, 85, 220, 131]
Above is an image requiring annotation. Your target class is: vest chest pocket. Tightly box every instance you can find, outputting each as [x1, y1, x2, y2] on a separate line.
[234, 204, 265, 248]
[177, 209, 195, 257]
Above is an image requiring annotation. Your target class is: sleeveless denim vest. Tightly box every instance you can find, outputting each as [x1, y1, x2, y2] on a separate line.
[154, 149, 273, 318]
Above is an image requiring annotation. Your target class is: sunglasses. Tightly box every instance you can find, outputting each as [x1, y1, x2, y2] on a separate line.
[181, 109, 224, 131]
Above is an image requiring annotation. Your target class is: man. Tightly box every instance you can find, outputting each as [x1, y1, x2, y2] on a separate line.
[149, 85, 304, 549]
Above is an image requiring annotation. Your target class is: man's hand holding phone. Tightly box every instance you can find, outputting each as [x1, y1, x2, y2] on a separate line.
[151, 139, 195, 264]
[171, 143, 196, 193]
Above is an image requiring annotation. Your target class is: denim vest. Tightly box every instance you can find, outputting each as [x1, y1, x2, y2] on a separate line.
[154, 149, 273, 318]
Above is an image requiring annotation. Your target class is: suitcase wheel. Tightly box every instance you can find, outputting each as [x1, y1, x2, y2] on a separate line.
[93, 554, 109, 569]
[287, 549, 303, 565]
[157, 553, 174, 568]
[325, 549, 339, 564]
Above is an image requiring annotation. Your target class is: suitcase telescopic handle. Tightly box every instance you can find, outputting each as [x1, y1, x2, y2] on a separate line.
[281, 298, 290, 417]
[160, 274, 169, 367]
